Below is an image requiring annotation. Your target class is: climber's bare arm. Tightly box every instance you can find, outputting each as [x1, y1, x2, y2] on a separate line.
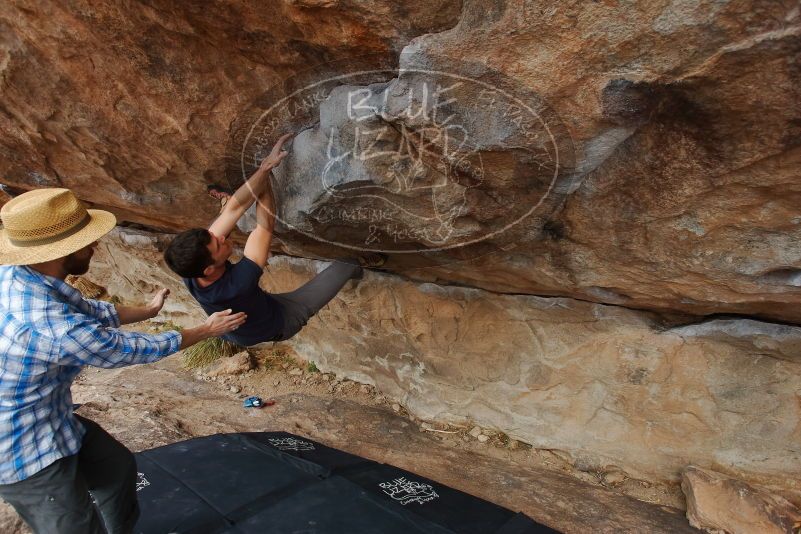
[208, 169, 268, 238]
[208, 133, 291, 238]
[243, 180, 276, 268]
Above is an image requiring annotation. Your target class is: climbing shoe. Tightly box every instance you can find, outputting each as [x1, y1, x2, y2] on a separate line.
[357, 252, 387, 268]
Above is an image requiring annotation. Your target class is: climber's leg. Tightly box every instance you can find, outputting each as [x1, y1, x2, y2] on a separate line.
[271, 259, 362, 340]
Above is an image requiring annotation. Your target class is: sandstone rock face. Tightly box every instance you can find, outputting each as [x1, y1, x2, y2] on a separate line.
[0, 0, 461, 228]
[90, 230, 203, 320]
[682, 466, 801, 534]
[0, 188, 11, 209]
[204, 351, 254, 377]
[2, 1, 801, 322]
[88, 230, 801, 504]
[397, 0, 801, 322]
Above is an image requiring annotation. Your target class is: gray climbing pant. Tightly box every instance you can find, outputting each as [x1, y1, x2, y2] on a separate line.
[270, 258, 362, 341]
[0, 415, 139, 534]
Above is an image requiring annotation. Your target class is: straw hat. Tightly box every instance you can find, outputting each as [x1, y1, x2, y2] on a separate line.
[0, 188, 116, 265]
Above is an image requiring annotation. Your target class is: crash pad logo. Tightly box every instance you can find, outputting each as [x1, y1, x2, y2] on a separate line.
[379, 477, 439, 506]
[229, 54, 574, 258]
[136, 472, 150, 492]
[268, 437, 316, 451]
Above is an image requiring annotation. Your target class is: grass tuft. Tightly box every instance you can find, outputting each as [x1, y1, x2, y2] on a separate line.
[307, 361, 319, 373]
[257, 347, 294, 370]
[183, 338, 244, 370]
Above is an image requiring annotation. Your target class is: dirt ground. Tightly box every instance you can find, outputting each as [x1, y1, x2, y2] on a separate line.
[0, 337, 697, 533]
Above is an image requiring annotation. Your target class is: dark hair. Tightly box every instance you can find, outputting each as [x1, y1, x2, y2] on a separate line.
[164, 228, 213, 278]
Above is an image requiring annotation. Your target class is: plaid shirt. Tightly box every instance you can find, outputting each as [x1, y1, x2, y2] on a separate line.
[0, 265, 182, 484]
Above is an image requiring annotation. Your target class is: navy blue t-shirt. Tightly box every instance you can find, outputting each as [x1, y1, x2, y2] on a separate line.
[184, 257, 284, 346]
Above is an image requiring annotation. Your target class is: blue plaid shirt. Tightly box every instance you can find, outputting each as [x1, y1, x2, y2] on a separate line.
[0, 265, 182, 484]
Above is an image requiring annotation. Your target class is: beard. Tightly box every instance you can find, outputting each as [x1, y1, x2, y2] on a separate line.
[63, 249, 93, 275]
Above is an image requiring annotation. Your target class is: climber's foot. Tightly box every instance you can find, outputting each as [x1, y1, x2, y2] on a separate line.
[206, 184, 232, 202]
[357, 252, 387, 268]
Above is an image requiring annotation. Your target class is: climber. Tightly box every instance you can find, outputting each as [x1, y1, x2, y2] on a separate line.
[0, 188, 246, 534]
[164, 133, 384, 347]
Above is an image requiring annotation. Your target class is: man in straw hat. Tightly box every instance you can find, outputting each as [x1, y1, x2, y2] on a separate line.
[0, 188, 247, 533]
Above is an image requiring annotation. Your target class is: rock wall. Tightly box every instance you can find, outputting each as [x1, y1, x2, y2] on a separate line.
[89, 229, 801, 504]
[3, 0, 801, 509]
[2, 1, 801, 322]
[0, 0, 460, 227]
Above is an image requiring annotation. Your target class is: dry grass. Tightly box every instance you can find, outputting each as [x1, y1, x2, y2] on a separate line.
[255, 346, 298, 371]
[183, 338, 244, 370]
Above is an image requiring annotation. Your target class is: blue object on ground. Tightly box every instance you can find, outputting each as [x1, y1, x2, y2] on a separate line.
[243, 396, 263, 408]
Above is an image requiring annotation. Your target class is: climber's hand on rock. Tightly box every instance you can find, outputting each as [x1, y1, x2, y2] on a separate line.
[259, 133, 293, 172]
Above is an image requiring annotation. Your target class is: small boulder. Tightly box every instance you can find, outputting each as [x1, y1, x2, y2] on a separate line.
[205, 351, 253, 377]
[682, 466, 801, 534]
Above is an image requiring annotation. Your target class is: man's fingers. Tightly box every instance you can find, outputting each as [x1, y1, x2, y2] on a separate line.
[220, 311, 246, 324]
[227, 312, 247, 330]
[272, 133, 293, 152]
[206, 310, 246, 333]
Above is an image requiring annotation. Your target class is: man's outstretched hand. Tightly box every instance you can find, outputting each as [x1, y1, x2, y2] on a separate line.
[259, 133, 293, 172]
[148, 288, 170, 316]
[116, 287, 172, 325]
[204, 309, 248, 337]
[179, 309, 248, 350]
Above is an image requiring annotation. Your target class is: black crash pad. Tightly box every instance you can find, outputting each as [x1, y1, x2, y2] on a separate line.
[133, 432, 560, 534]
